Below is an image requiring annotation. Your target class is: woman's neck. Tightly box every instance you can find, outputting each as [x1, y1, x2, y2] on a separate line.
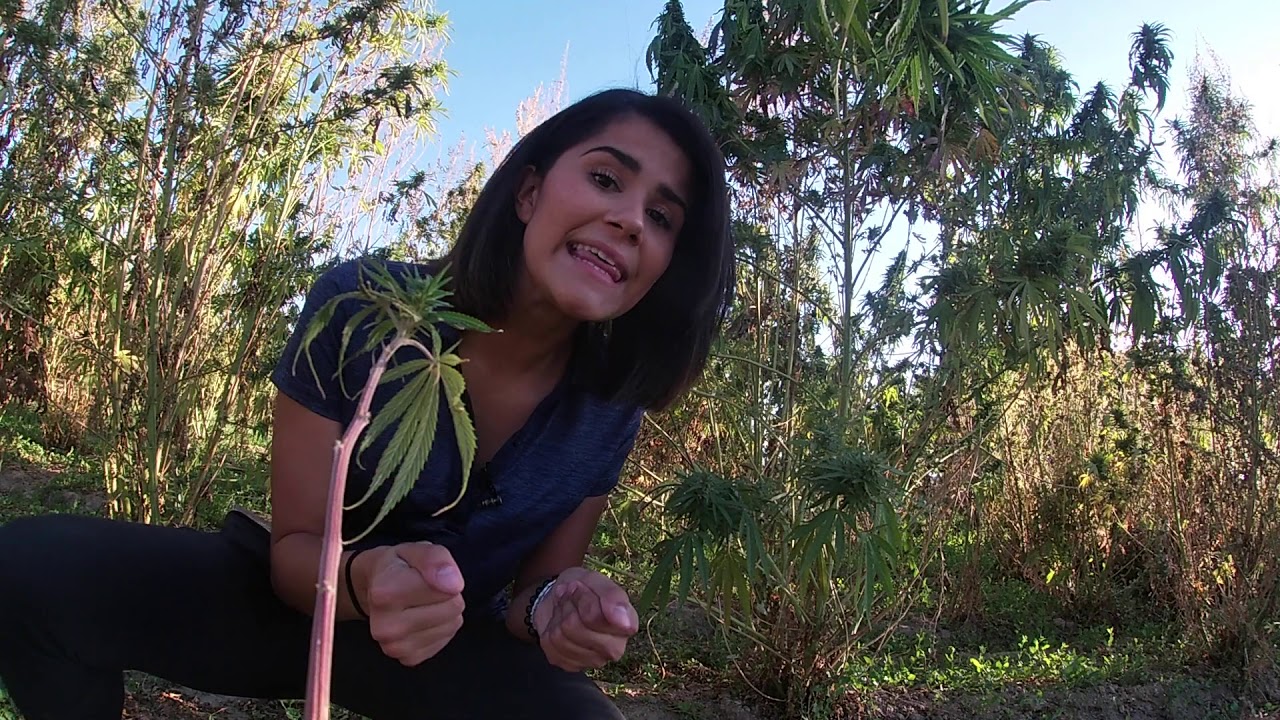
[462, 290, 579, 380]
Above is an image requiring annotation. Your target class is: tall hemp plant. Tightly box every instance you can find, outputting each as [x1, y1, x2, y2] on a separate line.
[0, 0, 137, 416]
[1143, 59, 1280, 694]
[950, 54, 1280, 692]
[912, 24, 1176, 618]
[637, 0, 1033, 710]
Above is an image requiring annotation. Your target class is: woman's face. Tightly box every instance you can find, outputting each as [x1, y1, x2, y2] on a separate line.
[514, 115, 693, 324]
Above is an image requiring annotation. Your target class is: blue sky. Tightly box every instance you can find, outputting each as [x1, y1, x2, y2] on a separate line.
[426, 0, 1278, 156]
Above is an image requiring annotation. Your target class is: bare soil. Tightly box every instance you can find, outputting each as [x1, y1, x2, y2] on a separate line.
[116, 675, 757, 719]
[0, 465, 55, 494]
[108, 673, 1280, 720]
[849, 680, 1278, 720]
[0, 462, 106, 513]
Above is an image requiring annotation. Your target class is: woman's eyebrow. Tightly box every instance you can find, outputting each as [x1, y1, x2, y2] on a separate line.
[582, 145, 690, 213]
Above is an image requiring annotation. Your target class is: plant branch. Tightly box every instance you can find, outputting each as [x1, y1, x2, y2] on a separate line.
[304, 332, 413, 720]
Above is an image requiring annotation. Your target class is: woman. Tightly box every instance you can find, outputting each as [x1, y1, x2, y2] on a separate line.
[0, 88, 734, 719]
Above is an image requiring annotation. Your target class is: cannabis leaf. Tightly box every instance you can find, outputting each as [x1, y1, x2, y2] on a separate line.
[294, 260, 493, 542]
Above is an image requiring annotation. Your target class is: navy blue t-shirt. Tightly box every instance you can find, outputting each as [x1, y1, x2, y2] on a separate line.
[271, 258, 643, 619]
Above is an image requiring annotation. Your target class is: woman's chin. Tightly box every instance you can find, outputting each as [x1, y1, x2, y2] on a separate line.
[555, 292, 626, 325]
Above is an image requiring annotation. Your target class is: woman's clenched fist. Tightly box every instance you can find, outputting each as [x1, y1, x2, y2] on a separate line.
[354, 542, 466, 667]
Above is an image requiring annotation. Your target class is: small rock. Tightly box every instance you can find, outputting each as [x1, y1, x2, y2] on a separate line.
[717, 695, 760, 720]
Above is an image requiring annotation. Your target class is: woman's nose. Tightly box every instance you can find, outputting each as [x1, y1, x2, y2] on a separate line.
[606, 197, 644, 243]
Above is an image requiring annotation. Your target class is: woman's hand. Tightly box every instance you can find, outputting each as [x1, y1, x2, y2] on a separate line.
[354, 541, 466, 667]
[533, 567, 638, 672]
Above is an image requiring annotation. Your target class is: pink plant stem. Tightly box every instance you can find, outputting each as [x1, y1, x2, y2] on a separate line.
[304, 335, 410, 720]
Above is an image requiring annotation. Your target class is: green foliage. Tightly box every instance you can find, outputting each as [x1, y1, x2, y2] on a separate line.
[636, 1, 1278, 714]
[295, 262, 491, 541]
[0, 0, 451, 523]
[849, 631, 1158, 693]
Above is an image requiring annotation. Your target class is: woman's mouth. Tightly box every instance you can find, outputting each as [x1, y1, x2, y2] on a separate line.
[567, 241, 625, 283]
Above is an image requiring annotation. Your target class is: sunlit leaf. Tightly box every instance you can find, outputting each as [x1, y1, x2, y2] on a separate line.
[349, 370, 440, 542]
[436, 310, 494, 333]
[435, 363, 475, 514]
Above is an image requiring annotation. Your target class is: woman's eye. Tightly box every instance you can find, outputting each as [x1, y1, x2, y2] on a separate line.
[591, 171, 619, 190]
[647, 208, 672, 229]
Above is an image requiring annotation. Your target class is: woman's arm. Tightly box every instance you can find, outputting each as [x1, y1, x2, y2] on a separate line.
[504, 495, 609, 640]
[268, 391, 378, 619]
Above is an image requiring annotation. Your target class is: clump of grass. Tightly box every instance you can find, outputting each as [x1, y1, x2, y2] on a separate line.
[844, 578, 1185, 697]
[846, 629, 1175, 693]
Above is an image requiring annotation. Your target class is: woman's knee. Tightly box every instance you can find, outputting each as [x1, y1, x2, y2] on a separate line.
[0, 513, 74, 575]
[0, 513, 148, 619]
[0, 514, 87, 639]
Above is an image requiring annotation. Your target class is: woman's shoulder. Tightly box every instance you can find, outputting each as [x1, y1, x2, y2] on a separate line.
[561, 380, 646, 444]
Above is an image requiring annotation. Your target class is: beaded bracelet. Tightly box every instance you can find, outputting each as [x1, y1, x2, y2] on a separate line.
[524, 576, 558, 640]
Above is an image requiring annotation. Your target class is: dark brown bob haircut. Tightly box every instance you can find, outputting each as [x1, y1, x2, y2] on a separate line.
[442, 88, 735, 411]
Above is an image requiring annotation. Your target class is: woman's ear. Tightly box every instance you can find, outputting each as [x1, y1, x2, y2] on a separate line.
[515, 166, 541, 223]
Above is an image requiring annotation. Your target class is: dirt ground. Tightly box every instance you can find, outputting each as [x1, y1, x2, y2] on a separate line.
[855, 680, 1280, 720]
[115, 677, 759, 720]
[106, 672, 1280, 720]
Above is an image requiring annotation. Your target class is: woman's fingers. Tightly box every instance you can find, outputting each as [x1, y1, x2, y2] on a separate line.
[541, 583, 628, 671]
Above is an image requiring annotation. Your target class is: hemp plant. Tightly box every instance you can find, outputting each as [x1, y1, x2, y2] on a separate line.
[290, 261, 491, 720]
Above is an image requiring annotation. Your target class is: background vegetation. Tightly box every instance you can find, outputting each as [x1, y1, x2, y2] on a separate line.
[1, 0, 1276, 718]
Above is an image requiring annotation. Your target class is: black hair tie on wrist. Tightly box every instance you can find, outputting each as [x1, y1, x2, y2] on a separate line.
[345, 547, 371, 619]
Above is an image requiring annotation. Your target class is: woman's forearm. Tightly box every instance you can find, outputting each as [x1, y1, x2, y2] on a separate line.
[270, 531, 370, 621]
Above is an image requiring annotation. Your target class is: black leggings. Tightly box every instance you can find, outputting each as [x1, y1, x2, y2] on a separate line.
[0, 512, 624, 720]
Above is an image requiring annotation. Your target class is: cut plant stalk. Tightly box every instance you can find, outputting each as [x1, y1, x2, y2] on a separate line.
[303, 334, 406, 720]
[293, 263, 489, 719]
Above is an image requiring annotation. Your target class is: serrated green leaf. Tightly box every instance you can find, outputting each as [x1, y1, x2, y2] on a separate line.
[1131, 279, 1156, 341]
[378, 357, 431, 386]
[695, 536, 711, 593]
[639, 538, 680, 612]
[887, 59, 911, 93]
[834, 512, 848, 561]
[716, 554, 733, 617]
[352, 368, 432, 507]
[356, 362, 427, 459]
[389, 378, 441, 511]
[862, 537, 876, 614]
[890, 0, 920, 49]
[677, 538, 694, 603]
[737, 564, 752, 623]
[816, 0, 835, 42]
[336, 303, 380, 398]
[360, 318, 398, 356]
[840, 0, 857, 32]
[817, 549, 832, 609]
[434, 363, 476, 515]
[930, 36, 963, 79]
[938, 0, 949, 42]
[292, 291, 360, 396]
[436, 310, 494, 333]
[849, 1, 880, 54]
[348, 375, 441, 542]
[796, 510, 834, 595]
